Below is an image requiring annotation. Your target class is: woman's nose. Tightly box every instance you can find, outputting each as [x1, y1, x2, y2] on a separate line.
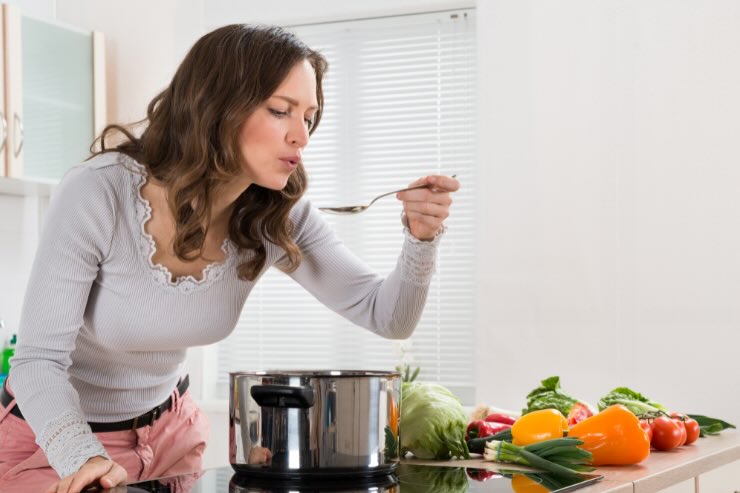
[287, 118, 309, 147]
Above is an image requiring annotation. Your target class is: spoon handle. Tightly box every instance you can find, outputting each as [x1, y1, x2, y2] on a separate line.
[370, 174, 458, 205]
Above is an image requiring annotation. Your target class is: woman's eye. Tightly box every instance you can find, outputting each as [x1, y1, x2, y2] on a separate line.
[304, 117, 315, 128]
[269, 108, 288, 117]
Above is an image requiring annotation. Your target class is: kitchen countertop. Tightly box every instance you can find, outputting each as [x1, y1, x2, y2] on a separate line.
[409, 429, 740, 492]
[122, 430, 739, 492]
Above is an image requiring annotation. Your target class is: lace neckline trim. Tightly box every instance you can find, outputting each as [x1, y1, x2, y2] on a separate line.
[124, 154, 236, 293]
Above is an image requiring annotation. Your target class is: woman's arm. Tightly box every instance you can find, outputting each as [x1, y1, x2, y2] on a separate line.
[10, 164, 117, 478]
[282, 199, 444, 339]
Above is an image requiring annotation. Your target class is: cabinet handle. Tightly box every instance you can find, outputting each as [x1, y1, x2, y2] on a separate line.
[13, 113, 23, 158]
[0, 111, 6, 154]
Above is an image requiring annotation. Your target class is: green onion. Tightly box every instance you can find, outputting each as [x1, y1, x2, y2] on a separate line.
[483, 438, 594, 476]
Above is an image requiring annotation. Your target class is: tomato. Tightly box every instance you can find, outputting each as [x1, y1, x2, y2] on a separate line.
[566, 402, 593, 426]
[670, 413, 688, 446]
[674, 419, 687, 446]
[639, 419, 653, 443]
[684, 417, 700, 445]
[651, 416, 683, 451]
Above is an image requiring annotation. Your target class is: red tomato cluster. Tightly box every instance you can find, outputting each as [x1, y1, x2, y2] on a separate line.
[642, 413, 699, 451]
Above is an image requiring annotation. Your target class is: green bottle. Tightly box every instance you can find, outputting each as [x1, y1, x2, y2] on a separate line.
[2, 334, 16, 374]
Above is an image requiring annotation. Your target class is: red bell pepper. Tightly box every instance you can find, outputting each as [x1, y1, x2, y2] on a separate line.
[466, 468, 499, 482]
[484, 413, 517, 425]
[466, 419, 512, 441]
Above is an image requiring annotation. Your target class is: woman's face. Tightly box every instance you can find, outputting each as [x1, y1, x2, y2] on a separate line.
[238, 59, 319, 190]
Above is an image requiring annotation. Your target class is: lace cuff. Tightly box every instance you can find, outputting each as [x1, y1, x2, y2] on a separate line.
[400, 225, 445, 286]
[38, 410, 110, 479]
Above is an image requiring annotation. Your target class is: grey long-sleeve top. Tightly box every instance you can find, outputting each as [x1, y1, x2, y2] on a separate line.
[9, 152, 440, 478]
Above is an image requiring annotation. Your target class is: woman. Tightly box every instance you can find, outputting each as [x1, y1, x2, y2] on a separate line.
[0, 24, 459, 493]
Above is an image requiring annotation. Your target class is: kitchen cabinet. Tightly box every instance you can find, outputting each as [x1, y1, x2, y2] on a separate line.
[0, 3, 105, 192]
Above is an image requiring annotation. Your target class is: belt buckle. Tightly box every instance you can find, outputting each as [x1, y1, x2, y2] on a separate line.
[131, 407, 161, 431]
[151, 406, 161, 425]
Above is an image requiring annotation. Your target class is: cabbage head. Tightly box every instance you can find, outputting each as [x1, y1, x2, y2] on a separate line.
[400, 381, 470, 460]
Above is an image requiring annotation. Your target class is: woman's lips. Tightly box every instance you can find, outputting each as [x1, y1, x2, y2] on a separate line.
[279, 158, 300, 170]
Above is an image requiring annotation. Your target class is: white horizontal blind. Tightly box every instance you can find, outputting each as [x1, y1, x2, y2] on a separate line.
[214, 10, 477, 403]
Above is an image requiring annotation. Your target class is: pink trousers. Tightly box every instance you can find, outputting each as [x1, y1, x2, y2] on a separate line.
[0, 380, 210, 492]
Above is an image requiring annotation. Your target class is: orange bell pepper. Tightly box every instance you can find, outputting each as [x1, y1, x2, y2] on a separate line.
[389, 397, 399, 437]
[568, 404, 650, 466]
[512, 409, 568, 446]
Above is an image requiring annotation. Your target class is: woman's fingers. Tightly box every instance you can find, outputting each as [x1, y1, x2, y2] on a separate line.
[404, 201, 450, 220]
[398, 187, 453, 206]
[397, 174, 459, 241]
[99, 463, 128, 488]
[399, 175, 459, 195]
[48, 457, 127, 493]
[426, 174, 460, 192]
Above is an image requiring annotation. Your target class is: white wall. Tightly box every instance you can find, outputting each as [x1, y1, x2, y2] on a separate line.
[475, 0, 740, 425]
[56, 0, 204, 125]
[0, 195, 44, 337]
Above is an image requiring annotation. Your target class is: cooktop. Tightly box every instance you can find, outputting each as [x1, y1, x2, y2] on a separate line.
[123, 464, 603, 492]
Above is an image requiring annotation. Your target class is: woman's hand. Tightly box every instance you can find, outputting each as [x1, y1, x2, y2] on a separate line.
[397, 175, 460, 241]
[46, 456, 127, 493]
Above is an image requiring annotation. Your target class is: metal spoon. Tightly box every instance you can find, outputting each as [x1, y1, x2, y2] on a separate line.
[319, 174, 456, 215]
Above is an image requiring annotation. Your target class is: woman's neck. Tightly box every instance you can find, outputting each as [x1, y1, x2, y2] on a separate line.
[209, 175, 253, 225]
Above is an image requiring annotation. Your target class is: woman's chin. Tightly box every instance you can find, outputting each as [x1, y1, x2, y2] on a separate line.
[258, 176, 291, 191]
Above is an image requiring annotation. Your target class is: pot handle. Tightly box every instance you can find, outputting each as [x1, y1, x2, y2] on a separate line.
[250, 384, 315, 408]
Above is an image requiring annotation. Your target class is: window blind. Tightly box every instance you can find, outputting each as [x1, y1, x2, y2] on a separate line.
[212, 10, 477, 404]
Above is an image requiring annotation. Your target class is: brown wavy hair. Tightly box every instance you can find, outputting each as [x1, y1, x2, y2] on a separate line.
[92, 25, 327, 280]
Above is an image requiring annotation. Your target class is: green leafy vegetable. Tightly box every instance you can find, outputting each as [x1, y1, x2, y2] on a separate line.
[384, 425, 398, 458]
[523, 376, 589, 417]
[400, 381, 470, 460]
[597, 387, 667, 416]
[396, 364, 420, 383]
[396, 464, 468, 493]
[687, 414, 736, 437]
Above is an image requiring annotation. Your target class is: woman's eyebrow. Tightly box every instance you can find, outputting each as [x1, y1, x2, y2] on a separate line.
[272, 94, 318, 111]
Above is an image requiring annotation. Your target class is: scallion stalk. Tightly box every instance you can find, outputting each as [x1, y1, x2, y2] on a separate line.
[483, 438, 594, 476]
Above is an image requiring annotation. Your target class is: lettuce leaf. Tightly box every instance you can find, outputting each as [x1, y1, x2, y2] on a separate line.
[523, 376, 580, 416]
[597, 387, 666, 415]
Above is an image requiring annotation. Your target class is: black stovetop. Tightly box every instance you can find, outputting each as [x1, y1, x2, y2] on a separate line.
[124, 463, 603, 492]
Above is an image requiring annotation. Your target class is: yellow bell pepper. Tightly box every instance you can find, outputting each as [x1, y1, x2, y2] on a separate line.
[511, 409, 568, 446]
[511, 474, 549, 493]
[568, 404, 650, 466]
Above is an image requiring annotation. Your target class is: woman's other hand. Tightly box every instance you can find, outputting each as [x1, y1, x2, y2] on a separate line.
[397, 175, 460, 241]
[46, 456, 127, 493]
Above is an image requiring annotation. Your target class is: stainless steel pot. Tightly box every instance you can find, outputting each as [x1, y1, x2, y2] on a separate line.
[229, 370, 401, 479]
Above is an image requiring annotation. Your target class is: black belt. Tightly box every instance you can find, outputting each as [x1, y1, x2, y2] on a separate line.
[0, 375, 189, 433]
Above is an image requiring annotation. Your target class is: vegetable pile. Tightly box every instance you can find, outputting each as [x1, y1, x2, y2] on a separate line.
[467, 375, 736, 473]
[395, 367, 735, 475]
